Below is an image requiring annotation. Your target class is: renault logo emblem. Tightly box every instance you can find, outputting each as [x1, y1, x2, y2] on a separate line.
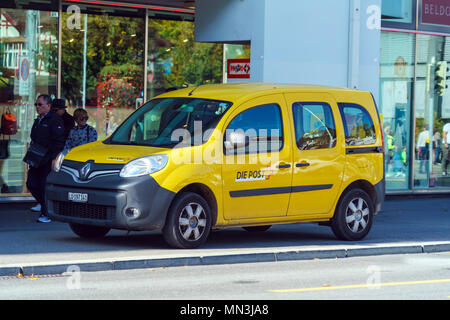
[79, 162, 91, 180]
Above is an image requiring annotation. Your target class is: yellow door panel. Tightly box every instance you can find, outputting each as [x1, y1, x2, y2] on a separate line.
[284, 92, 345, 217]
[221, 94, 293, 220]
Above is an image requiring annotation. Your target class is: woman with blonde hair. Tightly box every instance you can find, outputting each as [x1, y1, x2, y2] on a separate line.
[64, 108, 97, 151]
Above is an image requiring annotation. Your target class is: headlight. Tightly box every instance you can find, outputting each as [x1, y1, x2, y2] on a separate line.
[119, 154, 168, 178]
[53, 151, 66, 172]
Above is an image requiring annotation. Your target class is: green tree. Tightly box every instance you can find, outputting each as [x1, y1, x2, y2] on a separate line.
[148, 20, 223, 92]
[61, 13, 144, 106]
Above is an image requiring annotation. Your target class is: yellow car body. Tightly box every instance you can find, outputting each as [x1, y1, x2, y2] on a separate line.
[47, 83, 384, 248]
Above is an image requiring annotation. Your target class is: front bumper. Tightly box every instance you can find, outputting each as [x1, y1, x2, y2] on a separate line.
[46, 160, 175, 231]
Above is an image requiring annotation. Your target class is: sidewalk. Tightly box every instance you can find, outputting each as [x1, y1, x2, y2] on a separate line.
[1, 196, 449, 276]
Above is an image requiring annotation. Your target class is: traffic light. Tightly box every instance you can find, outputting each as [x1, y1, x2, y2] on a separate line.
[435, 61, 448, 96]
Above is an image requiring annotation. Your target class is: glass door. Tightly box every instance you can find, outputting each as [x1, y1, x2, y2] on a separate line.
[380, 31, 415, 190]
[415, 34, 450, 189]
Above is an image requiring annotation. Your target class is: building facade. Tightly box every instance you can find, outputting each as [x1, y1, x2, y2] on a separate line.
[0, 0, 449, 201]
[0, 0, 226, 201]
[380, 0, 450, 193]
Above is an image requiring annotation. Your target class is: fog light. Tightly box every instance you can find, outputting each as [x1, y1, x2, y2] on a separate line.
[125, 207, 141, 219]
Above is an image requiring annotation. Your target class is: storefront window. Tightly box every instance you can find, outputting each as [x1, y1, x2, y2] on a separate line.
[61, 7, 145, 140]
[380, 31, 415, 190]
[414, 34, 450, 189]
[0, 8, 58, 195]
[147, 18, 223, 99]
[381, 0, 414, 25]
[224, 44, 251, 82]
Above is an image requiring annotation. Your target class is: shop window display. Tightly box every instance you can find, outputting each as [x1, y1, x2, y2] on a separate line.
[61, 10, 145, 140]
[414, 34, 450, 189]
[146, 19, 223, 98]
[380, 31, 415, 190]
[0, 8, 58, 195]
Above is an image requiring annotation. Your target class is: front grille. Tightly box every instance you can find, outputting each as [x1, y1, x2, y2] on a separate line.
[54, 201, 111, 220]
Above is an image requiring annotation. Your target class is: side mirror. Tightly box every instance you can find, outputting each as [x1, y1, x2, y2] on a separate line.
[224, 131, 249, 153]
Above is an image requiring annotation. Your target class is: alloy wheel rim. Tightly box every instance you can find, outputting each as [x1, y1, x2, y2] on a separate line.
[345, 197, 370, 233]
[178, 202, 207, 241]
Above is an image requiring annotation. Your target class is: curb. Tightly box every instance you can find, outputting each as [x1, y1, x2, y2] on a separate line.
[1, 243, 450, 277]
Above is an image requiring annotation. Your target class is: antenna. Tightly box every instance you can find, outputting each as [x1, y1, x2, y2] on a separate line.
[188, 85, 200, 96]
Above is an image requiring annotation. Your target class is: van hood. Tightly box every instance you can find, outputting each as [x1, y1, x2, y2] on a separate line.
[64, 140, 169, 164]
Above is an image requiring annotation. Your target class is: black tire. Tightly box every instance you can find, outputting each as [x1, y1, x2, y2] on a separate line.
[242, 225, 272, 232]
[163, 192, 212, 249]
[331, 188, 374, 241]
[69, 223, 110, 239]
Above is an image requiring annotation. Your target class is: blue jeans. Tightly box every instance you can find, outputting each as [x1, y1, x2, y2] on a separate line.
[26, 161, 52, 216]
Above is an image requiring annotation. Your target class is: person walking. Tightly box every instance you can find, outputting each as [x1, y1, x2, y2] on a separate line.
[24, 94, 66, 223]
[416, 125, 429, 173]
[64, 108, 97, 151]
[442, 122, 450, 176]
[433, 129, 441, 165]
[52, 98, 75, 140]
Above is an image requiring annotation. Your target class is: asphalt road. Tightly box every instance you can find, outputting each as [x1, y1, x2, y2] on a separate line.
[0, 195, 449, 277]
[1, 252, 449, 300]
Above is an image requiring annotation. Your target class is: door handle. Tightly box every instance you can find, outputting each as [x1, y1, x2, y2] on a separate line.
[296, 162, 310, 167]
[277, 163, 291, 169]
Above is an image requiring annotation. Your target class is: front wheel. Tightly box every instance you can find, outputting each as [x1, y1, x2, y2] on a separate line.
[331, 188, 374, 241]
[163, 192, 212, 249]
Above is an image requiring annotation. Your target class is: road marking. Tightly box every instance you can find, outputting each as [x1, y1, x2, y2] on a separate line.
[269, 278, 450, 293]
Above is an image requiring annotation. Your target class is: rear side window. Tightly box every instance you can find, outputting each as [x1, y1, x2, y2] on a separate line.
[338, 103, 376, 146]
[292, 102, 336, 150]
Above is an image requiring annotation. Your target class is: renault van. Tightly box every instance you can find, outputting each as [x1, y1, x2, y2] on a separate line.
[46, 83, 384, 248]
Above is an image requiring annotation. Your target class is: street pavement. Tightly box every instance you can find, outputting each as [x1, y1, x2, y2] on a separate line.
[0, 195, 449, 276]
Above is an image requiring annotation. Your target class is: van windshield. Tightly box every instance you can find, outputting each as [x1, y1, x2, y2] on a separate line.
[107, 97, 232, 148]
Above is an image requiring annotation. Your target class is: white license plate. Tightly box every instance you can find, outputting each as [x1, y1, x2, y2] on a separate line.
[68, 192, 88, 202]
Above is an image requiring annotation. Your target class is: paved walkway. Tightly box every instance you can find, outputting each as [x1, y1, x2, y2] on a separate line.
[0, 196, 449, 276]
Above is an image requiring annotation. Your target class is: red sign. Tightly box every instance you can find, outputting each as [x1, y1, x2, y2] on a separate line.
[422, 0, 450, 26]
[227, 59, 250, 79]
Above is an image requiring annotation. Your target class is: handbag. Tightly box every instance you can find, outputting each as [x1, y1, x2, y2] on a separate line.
[1, 109, 18, 135]
[23, 141, 48, 168]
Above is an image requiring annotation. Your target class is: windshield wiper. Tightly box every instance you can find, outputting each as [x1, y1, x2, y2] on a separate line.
[151, 142, 180, 148]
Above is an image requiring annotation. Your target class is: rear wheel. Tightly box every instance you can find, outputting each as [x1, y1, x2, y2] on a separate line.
[163, 192, 212, 249]
[331, 188, 374, 241]
[69, 223, 110, 239]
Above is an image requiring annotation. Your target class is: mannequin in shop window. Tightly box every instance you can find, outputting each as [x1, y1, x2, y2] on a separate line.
[104, 114, 118, 137]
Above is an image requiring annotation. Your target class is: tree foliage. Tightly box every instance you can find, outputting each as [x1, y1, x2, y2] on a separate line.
[60, 13, 223, 107]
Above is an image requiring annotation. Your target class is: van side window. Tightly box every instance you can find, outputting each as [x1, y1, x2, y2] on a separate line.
[292, 102, 336, 150]
[225, 104, 283, 154]
[338, 103, 376, 146]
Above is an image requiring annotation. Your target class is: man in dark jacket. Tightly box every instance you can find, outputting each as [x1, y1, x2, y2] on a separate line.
[25, 94, 66, 223]
[52, 98, 74, 140]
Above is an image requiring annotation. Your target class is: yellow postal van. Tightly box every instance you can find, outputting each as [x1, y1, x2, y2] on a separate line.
[47, 83, 385, 248]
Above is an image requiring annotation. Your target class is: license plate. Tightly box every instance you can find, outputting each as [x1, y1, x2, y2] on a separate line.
[68, 192, 88, 203]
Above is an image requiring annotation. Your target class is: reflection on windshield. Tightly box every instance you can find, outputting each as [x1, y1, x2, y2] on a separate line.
[109, 98, 232, 147]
